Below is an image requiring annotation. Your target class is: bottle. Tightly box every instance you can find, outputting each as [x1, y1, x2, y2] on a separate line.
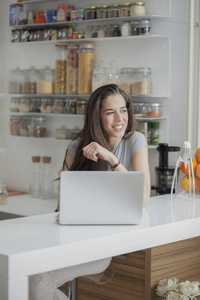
[30, 156, 41, 198]
[40, 156, 53, 199]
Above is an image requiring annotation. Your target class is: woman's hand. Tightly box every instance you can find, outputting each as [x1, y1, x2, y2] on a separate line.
[83, 142, 117, 165]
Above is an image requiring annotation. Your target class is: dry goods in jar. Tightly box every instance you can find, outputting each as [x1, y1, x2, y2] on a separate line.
[53, 99, 65, 114]
[76, 100, 87, 114]
[67, 45, 79, 94]
[10, 116, 20, 135]
[40, 98, 53, 113]
[130, 2, 145, 16]
[132, 80, 152, 95]
[145, 103, 162, 118]
[55, 45, 67, 94]
[19, 98, 31, 112]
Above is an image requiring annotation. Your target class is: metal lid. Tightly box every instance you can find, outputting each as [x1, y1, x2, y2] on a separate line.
[32, 156, 41, 163]
[145, 103, 162, 107]
[79, 43, 95, 49]
[130, 2, 145, 6]
[132, 102, 145, 106]
[76, 100, 87, 104]
[42, 156, 51, 163]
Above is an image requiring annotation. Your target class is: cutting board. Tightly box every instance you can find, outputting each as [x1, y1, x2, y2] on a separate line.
[7, 189, 27, 197]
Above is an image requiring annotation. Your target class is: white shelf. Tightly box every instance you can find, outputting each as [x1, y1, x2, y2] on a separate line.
[9, 112, 85, 117]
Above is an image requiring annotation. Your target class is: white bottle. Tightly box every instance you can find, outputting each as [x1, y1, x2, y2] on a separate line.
[40, 156, 53, 199]
[30, 156, 41, 198]
[92, 60, 107, 92]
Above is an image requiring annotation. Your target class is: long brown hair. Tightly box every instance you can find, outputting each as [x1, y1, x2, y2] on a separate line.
[63, 84, 136, 171]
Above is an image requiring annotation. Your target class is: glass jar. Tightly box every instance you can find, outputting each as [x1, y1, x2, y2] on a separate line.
[65, 99, 76, 114]
[139, 121, 148, 140]
[40, 98, 53, 113]
[108, 4, 119, 18]
[91, 26, 98, 38]
[85, 26, 93, 38]
[10, 97, 20, 112]
[145, 103, 163, 118]
[132, 102, 145, 116]
[67, 45, 79, 94]
[76, 100, 87, 114]
[119, 3, 131, 17]
[97, 25, 106, 38]
[10, 116, 20, 136]
[0, 183, 8, 205]
[132, 67, 152, 95]
[131, 20, 140, 35]
[55, 126, 70, 139]
[111, 24, 121, 37]
[78, 43, 95, 94]
[106, 60, 120, 85]
[130, 2, 145, 16]
[55, 45, 67, 94]
[37, 67, 55, 94]
[148, 122, 159, 145]
[84, 6, 96, 20]
[53, 99, 65, 114]
[139, 19, 151, 35]
[121, 21, 131, 37]
[19, 98, 31, 112]
[30, 98, 41, 113]
[8, 67, 25, 94]
[69, 126, 81, 140]
[96, 5, 108, 19]
[92, 61, 107, 92]
[31, 116, 47, 137]
[20, 116, 31, 136]
[119, 68, 135, 95]
[22, 67, 38, 94]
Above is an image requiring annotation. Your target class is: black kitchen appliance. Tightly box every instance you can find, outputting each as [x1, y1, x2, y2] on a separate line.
[153, 143, 181, 195]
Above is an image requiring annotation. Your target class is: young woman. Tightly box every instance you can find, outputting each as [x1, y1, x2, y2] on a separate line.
[61, 84, 150, 207]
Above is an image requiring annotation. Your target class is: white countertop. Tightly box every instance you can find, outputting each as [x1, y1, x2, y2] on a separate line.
[1, 193, 200, 299]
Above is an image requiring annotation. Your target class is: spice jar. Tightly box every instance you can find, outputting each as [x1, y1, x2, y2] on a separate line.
[111, 24, 121, 37]
[139, 121, 148, 140]
[132, 102, 145, 116]
[78, 43, 95, 95]
[96, 5, 108, 19]
[55, 45, 67, 94]
[10, 97, 20, 112]
[68, 126, 81, 140]
[77, 9, 84, 21]
[8, 67, 25, 94]
[119, 68, 135, 95]
[76, 100, 87, 114]
[55, 126, 70, 139]
[10, 116, 20, 135]
[85, 26, 92, 38]
[131, 20, 140, 35]
[121, 21, 131, 37]
[67, 44, 79, 94]
[0, 183, 8, 205]
[30, 98, 41, 112]
[145, 103, 163, 118]
[108, 4, 119, 18]
[37, 67, 55, 94]
[53, 99, 65, 114]
[84, 6, 96, 20]
[40, 98, 53, 113]
[31, 116, 47, 137]
[65, 99, 76, 114]
[132, 67, 152, 95]
[139, 19, 151, 35]
[20, 116, 31, 136]
[22, 67, 38, 94]
[19, 98, 31, 112]
[130, 2, 145, 16]
[148, 122, 159, 145]
[119, 3, 131, 17]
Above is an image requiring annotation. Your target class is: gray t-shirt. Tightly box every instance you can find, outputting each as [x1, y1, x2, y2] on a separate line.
[68, 131, 147, 171]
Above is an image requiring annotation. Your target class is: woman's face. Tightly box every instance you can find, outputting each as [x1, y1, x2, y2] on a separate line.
[100, 94, 128, 145]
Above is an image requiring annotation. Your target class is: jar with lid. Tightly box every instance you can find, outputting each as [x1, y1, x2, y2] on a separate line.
[92, 26, 98, 38]
[69, 126, 81, 140]
[40, 98, 53, 113]
[65, 99, 76, 114]
[55, 126, 70, 139]
[8, 67, 25, 94]
[131, 20, 140, 35]
[77, 9, 84, 21]
[132, 67, 152, 95]
[121, 21, 131, 37]
[10, 116, 20, 135]
[53, 99, 65, 114]
[139, 19, 151, 35]
[31, 116, 47, 137]
[22, 66, 38, 94]
[132, 102, 145, 116]
[10, 97, 20, 112]
[20, 116, 31, 136]
[106, 60, 120, 85]
[19, 98, 31, 112]
[85, 26, 92, 38]
[111, 24, 121, 37]
[145, 103, 162, 118]
[148, 122, 159, 145]
[119, 68, 135, 95]
[96, 5, 108, 19]
[84, 6, 96, 20]
[130, 2, 145, 16]
[67, 44, 79, 94]
[0, 183, 8, 205]
[119, 3, 131, 17]
[139, 121, 148, 140]
[78, 43, 95, 95]
[97, 25, 105, 38]
[55, 45, 67, 94]
[37, 66, 55, 94]
[76, 100, 87, 114]
[30, 98, 41, 112]
[92, 61, 107, 92]
[108, 4, 119, 18]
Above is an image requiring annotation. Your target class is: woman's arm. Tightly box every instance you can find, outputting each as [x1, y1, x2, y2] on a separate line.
[131, 146, 151, 206]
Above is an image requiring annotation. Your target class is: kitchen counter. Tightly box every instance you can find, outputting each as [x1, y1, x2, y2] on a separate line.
[0, 193, 200, 300]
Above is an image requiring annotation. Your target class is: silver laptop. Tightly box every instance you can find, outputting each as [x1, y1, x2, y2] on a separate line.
[59, 171, 144, 225]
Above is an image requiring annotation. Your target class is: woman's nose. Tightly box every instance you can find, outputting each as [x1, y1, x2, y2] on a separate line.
[114, 112, 122, 121]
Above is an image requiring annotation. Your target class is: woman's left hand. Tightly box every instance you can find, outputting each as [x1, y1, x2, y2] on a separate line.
[83, 142, 116, 165]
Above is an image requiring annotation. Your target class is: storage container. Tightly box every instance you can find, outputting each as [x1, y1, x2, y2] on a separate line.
[53, 99, 65, 114]
[108, 4, 119, 18]
[96, 5, 108, 19]
[76, 100, 87, 114]
[37, 67, 55, 94]
[84, 6, 96, 20]
[131, 20, 140, 35]
[148, 122, 159, 145]
[65, 99, 76, 114]
[68, 126, 81, 140]
[119, 3, 131, 17]
[121, 21, 131, 37]
[67, 44, 79, 94]
[0, 183, 8, 205]
[8, 67, 25, 94]
[132, 102, 145, 116]
[77, 9, 84, 21]
[10, 97, 20, 112]
[55, 126, 70, 139]
[119, 68, 135, 95]
[19, 98, 31, 112]
[130, 2, 145, 16]
[55, 45, 67, 94]
[10, 116, 21, 135]
[145, 103, 162, 118]
[132, 67, 152, 95]
[139, 121, 148, 140]
[30, 98, 41, 113]
[20, 116, 31, 136]
[139, 19, 151, 35]
[31, 116, 47, 137]
[111, 24, 121, 36]
[40, 98, 53, 113]
[92, 61, 107, 92]
[22, 67, 38, 94]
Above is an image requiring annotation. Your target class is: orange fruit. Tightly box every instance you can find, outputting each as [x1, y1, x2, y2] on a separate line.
[181, 175, 197, 193]
[196, 164, 200, 178]
[195, 148, 200, 163]
[195, 176, 200, 194]
[180, 159, 198, 175]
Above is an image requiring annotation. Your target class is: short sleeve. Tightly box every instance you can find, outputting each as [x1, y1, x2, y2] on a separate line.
[130, 131, 147, 157]
[67, 139, 80, 159]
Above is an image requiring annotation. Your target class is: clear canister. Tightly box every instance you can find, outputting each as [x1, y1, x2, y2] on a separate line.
[84, 6, 97, 20]
[119, 3, 131, 17]
[132, 102, 145, 116]
[30, 98, 41, 112]
[22, 67, 38, 94]
[8, 67, 25, 94]
[76, 100, 87, 114]
[55, 45, 67, 94]
[139, 19, 151, 35]
[19, 98, 31, 112]
[37, 67, 55, 94]
[119, 68, 135, 95]
[78, 43, 95, 94]
[121, 21, 131, 37]
[145, 103, 162, 118]
[85, 26, 93, 38]
[130, 2, 145, 16]
[53, 99, 65, 114]
[10, 116, 20, 135]
[31, 116, 47, 137]
[139, 121, 148, 140]
[96, 5, 108, 19]
[20, 116, 31, 136]
[131, 20, 140, 35]
[10, 97, 20, 112]
[111, 24, 121, 37]
[108, 4, 119, 18]
[132, 67, 152, 95]
[65, 99, 76, 114]
[67, 44, 79, 94]
[55, 126, 70, 139]
[40, 98, 53, 113]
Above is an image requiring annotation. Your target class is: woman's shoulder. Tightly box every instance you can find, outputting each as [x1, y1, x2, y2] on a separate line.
[68, 139, 80, 158]
[126, 131, 147, 144]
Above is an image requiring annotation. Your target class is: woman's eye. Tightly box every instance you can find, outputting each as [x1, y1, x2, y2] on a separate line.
[121, 109, 127, 113]
[106, 112, 114, 115]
